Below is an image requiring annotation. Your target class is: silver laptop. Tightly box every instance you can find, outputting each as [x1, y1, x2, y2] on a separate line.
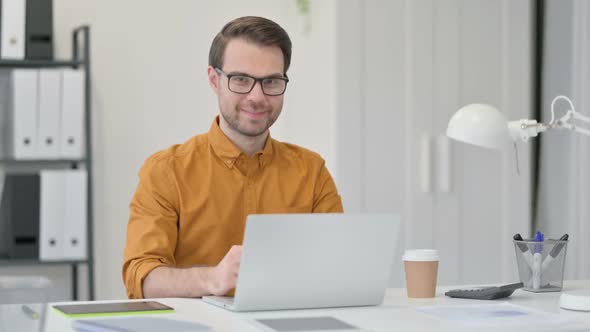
[202, 213, 400, 312]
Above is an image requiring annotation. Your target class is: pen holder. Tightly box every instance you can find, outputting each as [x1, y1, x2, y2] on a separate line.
[513, 239, 567, 292]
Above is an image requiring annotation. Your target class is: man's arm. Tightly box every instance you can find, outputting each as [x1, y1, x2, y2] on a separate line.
[123, 155, 243, 299]
[122, 155, 180, 299]
[142, 266, 211, 298]
[142, 245, 242, 298]
[312, 162, 344, 213]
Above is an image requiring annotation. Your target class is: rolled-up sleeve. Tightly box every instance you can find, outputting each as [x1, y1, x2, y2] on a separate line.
[122, 154, 179, 299]
[312, 161, 344, 213]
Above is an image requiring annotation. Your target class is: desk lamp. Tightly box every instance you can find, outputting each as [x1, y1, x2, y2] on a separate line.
[446, 95, 590, 311]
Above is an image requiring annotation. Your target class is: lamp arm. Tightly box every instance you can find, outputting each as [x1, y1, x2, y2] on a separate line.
[508, 119, 548, 142]
[547, 95, 590, 136]
[510, 95, 590, 141]
[554, 110, 590, 136]
[549, 95, 577, 125]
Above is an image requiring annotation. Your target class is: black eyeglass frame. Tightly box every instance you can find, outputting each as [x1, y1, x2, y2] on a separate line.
[214, 67, 289, 96]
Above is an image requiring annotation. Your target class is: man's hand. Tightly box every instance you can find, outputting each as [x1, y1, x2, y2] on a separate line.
[142, 245, 243, 298]
[207, 245, 243, 296]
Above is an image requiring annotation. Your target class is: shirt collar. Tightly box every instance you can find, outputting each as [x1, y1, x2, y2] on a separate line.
[208, 116, 274, 168]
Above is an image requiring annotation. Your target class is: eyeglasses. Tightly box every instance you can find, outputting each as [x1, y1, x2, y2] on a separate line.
[215, 68, 289, 96]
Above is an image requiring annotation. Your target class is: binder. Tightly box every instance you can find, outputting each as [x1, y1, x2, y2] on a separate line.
[59, 69, 85, 159]
[25, 0, 53, 60]
[62, 170, 87, 260]
[37, 69, 61, 158]
[0, 0, 26, 59]
[39, 170, 64, 260]
[0, 174, 40, 259]
[0, 170, 8, 258]
[0, 69, 39, 159]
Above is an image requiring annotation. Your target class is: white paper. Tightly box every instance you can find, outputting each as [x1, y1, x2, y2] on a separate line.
[416, 302, 588, 329]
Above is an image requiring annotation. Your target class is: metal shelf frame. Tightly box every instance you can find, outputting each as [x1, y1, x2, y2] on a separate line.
[0, 26, 94, 301]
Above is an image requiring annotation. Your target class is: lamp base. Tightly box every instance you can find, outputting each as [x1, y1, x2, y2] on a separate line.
[560, 290, 590, 311]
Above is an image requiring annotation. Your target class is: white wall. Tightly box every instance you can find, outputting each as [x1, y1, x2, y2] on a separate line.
[51, 0, 339, 300]
[336, 0, 533, 286]
[538, 0, 590, 280]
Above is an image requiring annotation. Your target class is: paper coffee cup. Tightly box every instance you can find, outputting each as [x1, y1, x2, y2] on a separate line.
[403, 249, 439, 298]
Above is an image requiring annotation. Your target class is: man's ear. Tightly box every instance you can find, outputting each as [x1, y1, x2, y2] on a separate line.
[207, 66, 219, 94]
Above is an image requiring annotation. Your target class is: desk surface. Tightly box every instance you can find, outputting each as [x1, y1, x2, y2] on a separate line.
[3, 280, 590, 332]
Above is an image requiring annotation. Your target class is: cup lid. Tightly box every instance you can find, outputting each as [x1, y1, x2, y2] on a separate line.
[402, 249, 439, 261]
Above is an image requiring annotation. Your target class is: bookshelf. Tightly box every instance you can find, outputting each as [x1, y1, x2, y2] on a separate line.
[0, 26, 94, 301]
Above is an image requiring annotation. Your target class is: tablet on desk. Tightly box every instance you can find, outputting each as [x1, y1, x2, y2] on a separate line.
[52, 301, 174, 318]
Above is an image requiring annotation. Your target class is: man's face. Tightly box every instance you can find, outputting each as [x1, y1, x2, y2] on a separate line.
[208, 38, 285, 138]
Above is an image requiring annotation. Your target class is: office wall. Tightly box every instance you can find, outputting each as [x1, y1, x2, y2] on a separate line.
[50, 0, 339, 299]
[337, 0, 533, 286]
[538, 0, 590, 279]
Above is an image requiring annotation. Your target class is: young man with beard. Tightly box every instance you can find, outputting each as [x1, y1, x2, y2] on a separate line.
[123, 16, 343, 299]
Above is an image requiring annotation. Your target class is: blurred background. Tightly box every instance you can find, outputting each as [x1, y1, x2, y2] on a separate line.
[0, 0, 588, 301]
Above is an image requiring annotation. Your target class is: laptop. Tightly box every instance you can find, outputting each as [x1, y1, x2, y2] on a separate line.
[202, 213, 400, 312]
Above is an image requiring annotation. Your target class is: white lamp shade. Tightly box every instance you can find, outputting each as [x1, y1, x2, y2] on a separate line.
[446, 103, 511, 150]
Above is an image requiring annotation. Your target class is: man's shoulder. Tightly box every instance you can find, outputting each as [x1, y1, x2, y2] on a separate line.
[144, 133, 209, 167]
[273, 139, 325, 165]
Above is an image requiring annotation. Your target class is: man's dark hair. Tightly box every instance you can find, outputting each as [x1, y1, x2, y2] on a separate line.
[209, 16, 292, 75]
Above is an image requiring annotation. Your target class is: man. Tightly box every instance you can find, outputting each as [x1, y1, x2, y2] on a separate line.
[122, 16, 343, 299]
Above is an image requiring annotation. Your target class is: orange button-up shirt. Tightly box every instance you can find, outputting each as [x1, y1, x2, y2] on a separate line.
[122, 117, 344, 298]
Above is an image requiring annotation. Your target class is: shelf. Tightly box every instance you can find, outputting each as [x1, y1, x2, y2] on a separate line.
[0, 59, 84, 68]
[0, 259, 88, 266]
[0, 159, 86, 163]
[0, 25, 95, 301]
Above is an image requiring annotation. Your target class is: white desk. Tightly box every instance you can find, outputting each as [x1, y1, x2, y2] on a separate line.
[4, 280, 590, 332]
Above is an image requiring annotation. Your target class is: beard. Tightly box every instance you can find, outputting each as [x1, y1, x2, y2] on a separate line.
[219, 102, 281, 137]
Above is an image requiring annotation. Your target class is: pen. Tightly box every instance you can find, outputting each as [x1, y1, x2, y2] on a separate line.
[21, 305, 39, 320]
[532, 231, 544, 289]
[513, 233, 534, 268]
[541, 234, 569, 272]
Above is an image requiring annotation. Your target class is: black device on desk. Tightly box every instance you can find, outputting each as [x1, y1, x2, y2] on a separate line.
[445, 282, 523, 300]
[53, 301, 174, 317]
